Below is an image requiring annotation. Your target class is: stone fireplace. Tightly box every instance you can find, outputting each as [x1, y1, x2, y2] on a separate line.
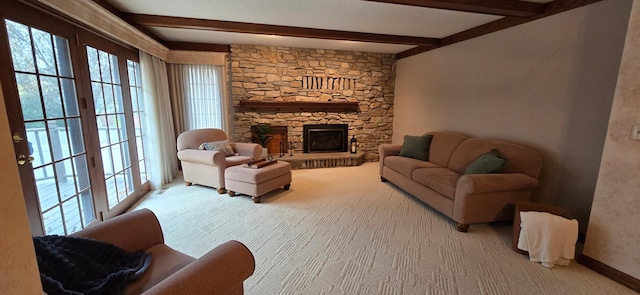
[231, 44, 396, 162]
[303, 124, 348, 153]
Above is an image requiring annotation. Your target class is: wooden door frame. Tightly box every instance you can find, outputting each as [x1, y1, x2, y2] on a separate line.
[0, 0, 150, 234]
[0, 1, 92, 235]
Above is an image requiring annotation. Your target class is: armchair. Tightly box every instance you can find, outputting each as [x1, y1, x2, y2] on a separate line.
[177, 129, 262, 193]
[71, 209, 255, 295]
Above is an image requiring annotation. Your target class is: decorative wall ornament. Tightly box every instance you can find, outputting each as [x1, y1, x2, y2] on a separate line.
[302, 76, 356, 91]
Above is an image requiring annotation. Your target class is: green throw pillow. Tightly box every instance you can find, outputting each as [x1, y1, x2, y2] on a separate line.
[399, 135, 433, 161]
[464, 149, 507, 174]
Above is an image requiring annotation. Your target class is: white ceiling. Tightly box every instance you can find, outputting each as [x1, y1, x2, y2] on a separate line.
[107, 0, 553, 54]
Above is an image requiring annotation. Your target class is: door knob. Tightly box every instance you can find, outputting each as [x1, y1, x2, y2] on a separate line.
[12, 132, 24, 143]
[17, 154, 34, 165]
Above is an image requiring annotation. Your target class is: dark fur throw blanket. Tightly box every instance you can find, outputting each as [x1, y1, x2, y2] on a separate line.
[33, 235, 152, 295]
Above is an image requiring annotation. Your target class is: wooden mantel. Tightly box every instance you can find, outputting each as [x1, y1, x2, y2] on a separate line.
[239, 101, 358, 112]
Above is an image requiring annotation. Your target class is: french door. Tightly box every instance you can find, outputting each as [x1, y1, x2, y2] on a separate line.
[85, 42, 136, 210]
[3, 18, 94, 236]
[0, 2, 150, 236]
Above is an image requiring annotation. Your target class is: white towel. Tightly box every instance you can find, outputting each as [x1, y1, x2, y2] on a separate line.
[517, 211, 579, 268]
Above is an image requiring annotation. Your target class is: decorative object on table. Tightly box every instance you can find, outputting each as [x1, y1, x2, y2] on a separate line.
[279, 141, 284, 157]
[243, 157, 277, 169]
[288, 141, 294, 156]
[350, 135, 357, 154]
[252, 123, 272, 157]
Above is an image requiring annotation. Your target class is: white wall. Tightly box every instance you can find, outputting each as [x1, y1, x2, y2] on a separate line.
[393, 0, 632, 233]
[584, 0, 640, 280]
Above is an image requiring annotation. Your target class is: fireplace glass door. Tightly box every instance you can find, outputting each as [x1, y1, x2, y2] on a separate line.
[303, 124, 348, 153]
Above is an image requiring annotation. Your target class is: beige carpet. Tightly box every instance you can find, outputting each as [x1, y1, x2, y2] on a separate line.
[130, 163, 633, 294]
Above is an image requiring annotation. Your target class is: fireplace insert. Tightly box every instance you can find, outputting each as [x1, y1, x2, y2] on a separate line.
[303, 124, 348, 153]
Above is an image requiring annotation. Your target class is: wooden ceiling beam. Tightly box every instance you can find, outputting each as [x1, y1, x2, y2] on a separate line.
[163, 41, 230, 52]
[397, 0, 603, 59]
[363, 0, 545, 18]
[126, 13, 441, 47]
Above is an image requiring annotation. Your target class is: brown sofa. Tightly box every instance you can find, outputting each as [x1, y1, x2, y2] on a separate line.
[379, 131, 542, 232]
[72, 209, 255, 294]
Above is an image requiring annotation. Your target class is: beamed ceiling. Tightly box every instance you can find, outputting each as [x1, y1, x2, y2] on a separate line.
[100, 0, 602, 59]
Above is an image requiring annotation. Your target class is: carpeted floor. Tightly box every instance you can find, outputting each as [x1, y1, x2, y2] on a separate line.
[130, 162, 634, 294]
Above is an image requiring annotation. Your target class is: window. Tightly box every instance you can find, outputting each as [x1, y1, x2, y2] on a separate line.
[184, 64, 225, 129]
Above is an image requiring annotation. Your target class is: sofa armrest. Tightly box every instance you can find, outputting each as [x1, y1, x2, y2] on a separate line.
[142, 240, 255, 295]
[456, 173, 539, 195]
[232, 143, 262, 160]
[379, 144, 402, 158]
[177, 149, 226, 166]
[453, 174, 540, 225]
[71, 209, 164, 252]
[379, 144, 402, 175]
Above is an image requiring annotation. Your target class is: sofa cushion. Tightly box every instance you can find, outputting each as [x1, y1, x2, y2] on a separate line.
[448, 138, 542, 177]
[384, 156, 440, 179]
[412, 168, 461, 199]
[424, 132, 469, 168]
[464, 149, 506, 174]
[399, 135, 433, 161]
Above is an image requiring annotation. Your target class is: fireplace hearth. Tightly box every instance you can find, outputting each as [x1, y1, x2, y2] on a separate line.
[303, 124, 348, 153]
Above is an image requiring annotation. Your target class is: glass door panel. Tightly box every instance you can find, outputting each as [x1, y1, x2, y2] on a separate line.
[86, 46, 134, 209]
[5, 19, 94, 235]
[127, 60, 149, 184]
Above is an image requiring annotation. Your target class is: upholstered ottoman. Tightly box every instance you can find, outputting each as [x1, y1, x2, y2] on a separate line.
[225, 161, 292, 203]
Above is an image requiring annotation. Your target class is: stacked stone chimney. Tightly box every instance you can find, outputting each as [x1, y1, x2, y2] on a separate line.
[231, 44, 395, 161]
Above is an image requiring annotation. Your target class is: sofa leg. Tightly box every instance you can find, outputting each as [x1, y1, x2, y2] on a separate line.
[185, 182, 192, 186]
[228, 191, 235, 197]
[252, 196, 261, 203]
[381, 177, 388, 182]
[217, 188, 226, 194]
[456, 223, 469, 232]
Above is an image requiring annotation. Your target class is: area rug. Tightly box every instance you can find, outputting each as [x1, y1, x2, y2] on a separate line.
[130, 163, 633, 294]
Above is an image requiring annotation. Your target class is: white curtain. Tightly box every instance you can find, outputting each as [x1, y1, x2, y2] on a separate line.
[167, 65, 188, 137]
[167, 64, 230, 135]
[140, 51, 178, 189]
[218, 63, 232, 136]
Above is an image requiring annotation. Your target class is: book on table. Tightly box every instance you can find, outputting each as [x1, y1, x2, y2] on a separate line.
[242, 159, 277, 169]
